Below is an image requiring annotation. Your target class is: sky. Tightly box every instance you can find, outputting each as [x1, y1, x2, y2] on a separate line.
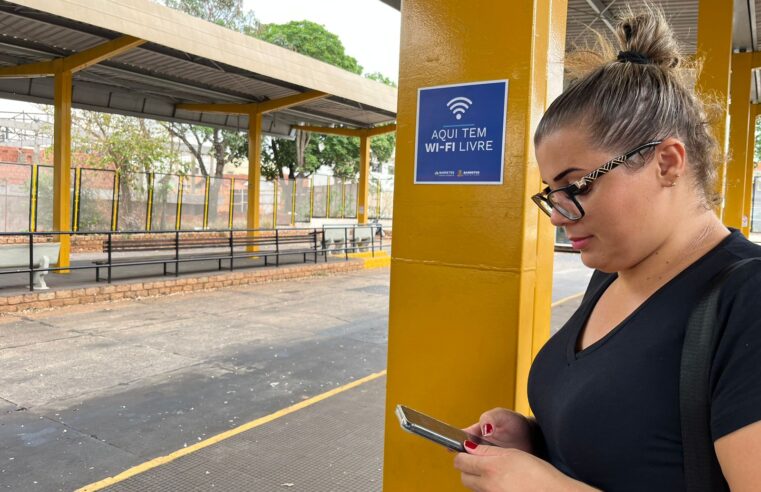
[244, 0, 401, 81]
[1, 0, 401, 113]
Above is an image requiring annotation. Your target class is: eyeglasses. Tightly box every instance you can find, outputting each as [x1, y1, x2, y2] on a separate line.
[531, 141, 663, 221]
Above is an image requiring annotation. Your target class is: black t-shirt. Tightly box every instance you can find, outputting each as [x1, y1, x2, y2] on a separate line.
[528, 229, 761, 491]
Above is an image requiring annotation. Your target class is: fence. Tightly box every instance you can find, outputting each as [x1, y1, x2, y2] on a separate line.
[0, 162, 394, 233]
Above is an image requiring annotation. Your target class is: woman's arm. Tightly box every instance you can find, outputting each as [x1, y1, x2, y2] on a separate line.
[715, 420, 761, 491]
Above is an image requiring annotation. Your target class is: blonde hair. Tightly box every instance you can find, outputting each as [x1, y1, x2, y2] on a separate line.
[534, 3, 721, 207]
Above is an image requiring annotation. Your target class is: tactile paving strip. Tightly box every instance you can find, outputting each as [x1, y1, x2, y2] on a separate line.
[103, 377, 385, 491]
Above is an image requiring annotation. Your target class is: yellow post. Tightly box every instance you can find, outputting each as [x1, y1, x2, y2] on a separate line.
[202, 175, 210, 229]
[357, 135, 370, 224]
[695, 0, 734, 217]
[725, 52, 753, 231]
[30, 165, 38, 232]
[145, 172, 155, 231]
[273, 178, 278, 227]
[742, 104, 760, 236]
[326, 178, 332, 218]
[291, 179, 297, 226]
[382, 0, 565, 490]
[72, 167, 82, 232]
[175, 175, 184, 230]
[229, 177, 235, 230]
[53, 69, 72, 271]
[247, 112, 262, 249]
[310, 176, 315, 219]
[111, 171, 120, 232]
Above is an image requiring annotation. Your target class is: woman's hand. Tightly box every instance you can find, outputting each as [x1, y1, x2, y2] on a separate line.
[463, 407, 535, 453]
[454, 441, 598, 492]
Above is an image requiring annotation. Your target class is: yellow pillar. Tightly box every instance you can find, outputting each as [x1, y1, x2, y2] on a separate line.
[695, 0, 734, 217]
[53, 69, 72, 270]
[247, 112, 262, 249]
[742, 104, 760, 237]
[382, 0, 565, 489]
[725, 52, 753, 231]
[357, 135, 370, 224]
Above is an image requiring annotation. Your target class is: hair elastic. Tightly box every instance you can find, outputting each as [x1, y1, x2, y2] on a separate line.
[617, 50, 651, 64]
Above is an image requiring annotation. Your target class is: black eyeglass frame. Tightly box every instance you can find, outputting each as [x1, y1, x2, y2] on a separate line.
[531, 140, 663, 221]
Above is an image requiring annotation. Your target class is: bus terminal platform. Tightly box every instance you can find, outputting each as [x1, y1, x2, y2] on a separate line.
[0, 252, 585, 491]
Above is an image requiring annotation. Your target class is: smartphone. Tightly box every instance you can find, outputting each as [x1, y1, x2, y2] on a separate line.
[395, 404, 492, 452]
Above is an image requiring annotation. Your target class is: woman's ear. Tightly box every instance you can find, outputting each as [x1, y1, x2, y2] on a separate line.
[654, 138, 687, 188]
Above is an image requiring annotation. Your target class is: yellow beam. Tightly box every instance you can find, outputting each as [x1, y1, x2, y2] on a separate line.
[742, 104, 761, 236]
[176, 102, 257, 114]
[696, 0, 734, 217]
[365, 124, 397, 137]
[293, 123, 397, 138]
[293, 125, 362, 137]
[725, 52, 753, 231]
[53, 70, 72, 271]
[256, 90, 327, 113]
[0, 36, 144, 79]
[176, 91, 328, 116]
[0, 60, 56, 78]
[382, 0, 565, 489]
[357, 135, 370, 224]
[63, 35, 145, 73]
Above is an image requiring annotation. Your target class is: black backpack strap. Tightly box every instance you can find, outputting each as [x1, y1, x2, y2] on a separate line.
[681, 257, 761, 492]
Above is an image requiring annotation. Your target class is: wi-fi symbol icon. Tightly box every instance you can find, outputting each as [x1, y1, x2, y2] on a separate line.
[446, 96, 473, 120]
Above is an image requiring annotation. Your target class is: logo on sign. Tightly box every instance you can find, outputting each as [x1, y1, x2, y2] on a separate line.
[446, 96, 473, 120]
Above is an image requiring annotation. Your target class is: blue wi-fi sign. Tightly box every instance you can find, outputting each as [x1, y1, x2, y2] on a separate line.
[415, 80, 508, 184]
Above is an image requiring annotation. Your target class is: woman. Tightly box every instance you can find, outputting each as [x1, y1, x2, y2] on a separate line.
[454, 5, 761, 491]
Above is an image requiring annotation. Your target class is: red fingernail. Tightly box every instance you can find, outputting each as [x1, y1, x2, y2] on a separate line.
[464, 440, 478, 450]
[483, 423, 493, 435]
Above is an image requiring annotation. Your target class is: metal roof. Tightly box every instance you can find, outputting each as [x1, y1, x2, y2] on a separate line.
[0, 0, 398, 137]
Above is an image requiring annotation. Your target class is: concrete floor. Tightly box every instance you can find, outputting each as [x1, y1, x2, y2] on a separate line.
[0, 254, 588, 491]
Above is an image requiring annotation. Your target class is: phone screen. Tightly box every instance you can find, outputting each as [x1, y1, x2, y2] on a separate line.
[396, 404, 490, 451]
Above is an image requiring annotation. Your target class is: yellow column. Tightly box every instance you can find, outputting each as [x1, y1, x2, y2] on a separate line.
[725, 53, 753, 231]
[382, 0, 565, 490]
[247, 112, 262, 230]
[247, 112, 262, 249]
[742, 104, 760, 237]
[357, 135, 370, 224]
[524, 0, 567, 413]
[695, 0, 734, 217]
[53, 69, 72, 270]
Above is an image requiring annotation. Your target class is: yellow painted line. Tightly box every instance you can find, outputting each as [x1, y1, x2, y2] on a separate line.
[76, 369, 387, 492]
[551, 291, 585, 308]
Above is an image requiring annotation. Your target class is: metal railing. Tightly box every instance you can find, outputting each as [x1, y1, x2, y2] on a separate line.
[0, 225, 386, 292]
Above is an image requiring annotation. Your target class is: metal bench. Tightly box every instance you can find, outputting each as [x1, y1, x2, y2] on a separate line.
[0, 243, 61, 289]
[94, 231, 322, 282]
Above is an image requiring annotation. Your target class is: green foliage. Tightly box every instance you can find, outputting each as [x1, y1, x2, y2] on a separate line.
[258, 21, 362, 74]
[160, 0, 256, 176]
[162, 0, 259, 35]
[72, 111, 183, 175]
[317, 136, 359, 178]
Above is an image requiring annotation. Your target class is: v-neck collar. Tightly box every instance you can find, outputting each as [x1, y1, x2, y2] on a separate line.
[565, 229, 739, 363]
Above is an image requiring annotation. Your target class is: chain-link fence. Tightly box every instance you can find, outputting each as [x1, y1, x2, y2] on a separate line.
[0, 162, 395, 232]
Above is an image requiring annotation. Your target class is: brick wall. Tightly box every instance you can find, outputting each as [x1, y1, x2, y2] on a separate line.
[0, 260, 363, 313]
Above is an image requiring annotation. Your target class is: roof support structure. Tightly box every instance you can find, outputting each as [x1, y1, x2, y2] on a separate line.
[696, 0, 734, 218]
[176, 91, 329, 238]
[0, 34, 146, 270]
[293, 124, 396, 224]
[0, 35, 145, 78]
[743, 103, 761, 236]
[726, 52, 753, 233]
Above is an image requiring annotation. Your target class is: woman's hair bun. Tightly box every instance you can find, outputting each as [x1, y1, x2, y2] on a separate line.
[616, 4, 682, 69]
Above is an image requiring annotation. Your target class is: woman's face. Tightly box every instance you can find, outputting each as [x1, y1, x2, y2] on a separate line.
[535, 127, 675, 273]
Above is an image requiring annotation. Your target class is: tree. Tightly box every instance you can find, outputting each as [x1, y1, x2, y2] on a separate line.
[258, 20, 374, 179]
[159, 0, 254, 179]
[72, 111, 184, 229]
[257, 21, 362, 74]
[162, 0, 259, 35]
